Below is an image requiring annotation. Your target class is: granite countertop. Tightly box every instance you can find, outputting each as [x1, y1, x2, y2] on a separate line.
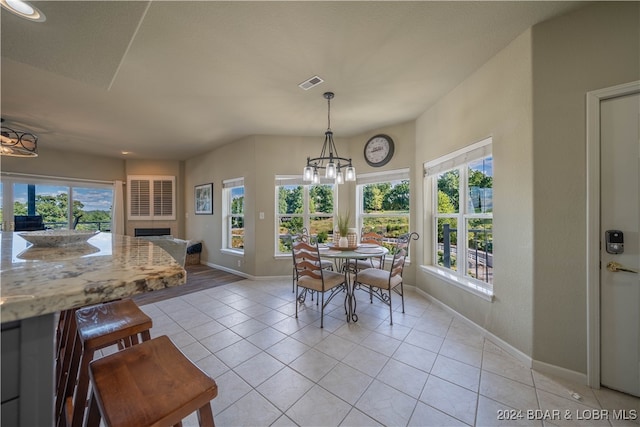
[0, 231, 186, 323]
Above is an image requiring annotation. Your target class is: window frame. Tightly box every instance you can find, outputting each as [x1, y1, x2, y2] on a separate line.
[355, 169, 411, 257]
[423, 137, 494, 301]
[1, 174, 114, 231]
[221, 177, 245, 255]
[275, 175, 337, 257]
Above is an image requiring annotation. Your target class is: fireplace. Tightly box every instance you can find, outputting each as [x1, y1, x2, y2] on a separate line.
[134, 228, 171, 237]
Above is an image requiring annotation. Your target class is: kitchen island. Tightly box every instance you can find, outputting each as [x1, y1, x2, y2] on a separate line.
[0, 231, 186, 426]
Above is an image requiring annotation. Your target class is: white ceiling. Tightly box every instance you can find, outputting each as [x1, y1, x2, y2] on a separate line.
[1, 1, 584, 161]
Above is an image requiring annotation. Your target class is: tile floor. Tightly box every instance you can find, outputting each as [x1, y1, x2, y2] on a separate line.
[116, 279, 638, 426]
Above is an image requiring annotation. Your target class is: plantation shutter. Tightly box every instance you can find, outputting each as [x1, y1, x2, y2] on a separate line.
[153, 179, 174, 217]
[127, 176, 175, 220]
[129, 179, 150, 217]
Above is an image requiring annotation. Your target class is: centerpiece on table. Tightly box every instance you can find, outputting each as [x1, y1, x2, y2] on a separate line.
[335, 211, 357, 248]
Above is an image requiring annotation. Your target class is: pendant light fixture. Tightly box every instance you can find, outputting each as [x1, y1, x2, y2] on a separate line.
[0, 118, 38, 157]
[303, 92, 355, 184]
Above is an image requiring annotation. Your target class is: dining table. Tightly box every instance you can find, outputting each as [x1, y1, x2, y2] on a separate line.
[0, 231, 186, 427]
[319, 243, 389, 323]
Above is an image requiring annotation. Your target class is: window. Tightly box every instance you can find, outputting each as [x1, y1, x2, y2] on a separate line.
[3, 179, 113, 231]
[356, 169, 410, 252]
[275, 176, 335, 255]
[222, 178, 244, 252]
[127, 175, 175, 220]
[424, 137, 493, 297]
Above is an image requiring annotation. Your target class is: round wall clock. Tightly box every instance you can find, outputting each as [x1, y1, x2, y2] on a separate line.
[364, 134, 394, 167]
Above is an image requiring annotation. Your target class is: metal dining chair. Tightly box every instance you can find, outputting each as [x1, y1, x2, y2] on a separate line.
[292, 239, 347, 328]
[353, 232, 419, 324]
[289, 228, 333, 292]
[351, 228, 386, 271]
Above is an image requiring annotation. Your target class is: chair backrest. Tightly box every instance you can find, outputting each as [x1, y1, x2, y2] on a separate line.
[292, 227, 312, 244]
[387, 232, 419, 280]
[389, 248, 408, 280]
[360, 229, 384, 246]
[392, 231, 420, 255]
[292, 240, 323, 281]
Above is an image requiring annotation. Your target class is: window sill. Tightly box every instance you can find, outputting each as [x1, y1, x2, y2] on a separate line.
[420, 265, 494, 302]
[221, 248, 244, 257]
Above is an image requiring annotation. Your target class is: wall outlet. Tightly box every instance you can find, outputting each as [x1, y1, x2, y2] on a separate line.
[237, 260, 241, 267]
[259, 212, 265, 220]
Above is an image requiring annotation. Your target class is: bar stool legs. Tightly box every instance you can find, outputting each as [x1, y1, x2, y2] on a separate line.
[86, 335, 218, 427]
[55, 299, 153, 427]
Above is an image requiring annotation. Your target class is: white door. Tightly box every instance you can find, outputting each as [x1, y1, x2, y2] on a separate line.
[600, 91, 640, 397]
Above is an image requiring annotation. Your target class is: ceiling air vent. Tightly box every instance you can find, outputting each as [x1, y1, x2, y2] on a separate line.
[298, 75, 324, 91]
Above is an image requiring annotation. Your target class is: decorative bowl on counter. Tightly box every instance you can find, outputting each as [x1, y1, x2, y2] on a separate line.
[17, 230, 100, 247]
[17, 242, 100, 260]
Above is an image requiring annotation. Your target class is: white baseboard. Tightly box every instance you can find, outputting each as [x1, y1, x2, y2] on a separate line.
[532, 360, 588, 386]
[414, 287, 533, 368]
[203, 262, 290, 282]
[414, 287, 588, 385]
[204, 262, 252, 280]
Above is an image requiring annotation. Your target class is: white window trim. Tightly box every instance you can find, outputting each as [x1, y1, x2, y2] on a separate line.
[274, 175, 337, 257]
[355, 169, 411, 261]
[222, 177, 244, 254]
[421, 265, 494, 301]
[423, 137, 494, 300]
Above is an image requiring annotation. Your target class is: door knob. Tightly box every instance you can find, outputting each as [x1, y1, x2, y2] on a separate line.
[606, 261, 638, 273]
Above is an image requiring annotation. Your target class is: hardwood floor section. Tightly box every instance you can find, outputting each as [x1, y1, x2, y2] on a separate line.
[133, 264, 244, 305]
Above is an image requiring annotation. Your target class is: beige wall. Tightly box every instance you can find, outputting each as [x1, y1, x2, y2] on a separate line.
[185, 136, 256, 274]
[413, 1, 639, 374]
[1, 147, 125, 181]
[531, 2, 639, 373]
[184, 121, 417, 278]
[414, 29, 535, 355]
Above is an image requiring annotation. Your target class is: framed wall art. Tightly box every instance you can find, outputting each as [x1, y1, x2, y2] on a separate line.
[195, 183, 213, 215]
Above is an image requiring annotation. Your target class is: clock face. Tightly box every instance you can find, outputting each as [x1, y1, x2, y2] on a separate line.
[364, 134, 394, 167]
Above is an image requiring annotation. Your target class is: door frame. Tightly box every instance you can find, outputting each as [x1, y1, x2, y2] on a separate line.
[586, 80, 640, 389]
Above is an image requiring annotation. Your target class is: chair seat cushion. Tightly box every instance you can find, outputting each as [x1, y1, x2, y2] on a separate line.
[356, 268, 402, 290]
[299, 270, 345, 292]
[353, 258, 382, 270]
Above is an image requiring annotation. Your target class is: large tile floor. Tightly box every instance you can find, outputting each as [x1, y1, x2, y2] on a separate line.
[120, 279, 638, 426]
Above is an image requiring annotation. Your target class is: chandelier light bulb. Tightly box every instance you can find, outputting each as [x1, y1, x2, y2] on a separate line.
[325, 161, 336, 179]
[303, 165, 313, 181]
[345, 166, 356, 181]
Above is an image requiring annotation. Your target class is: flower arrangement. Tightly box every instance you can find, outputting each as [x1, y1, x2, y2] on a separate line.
[336, 211, 351, 247]
[336, 211, 351, 237]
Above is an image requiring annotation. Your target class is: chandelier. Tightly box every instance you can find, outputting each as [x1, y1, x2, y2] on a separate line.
[303, 92, 355, 184]
[0, 119, 38, 157]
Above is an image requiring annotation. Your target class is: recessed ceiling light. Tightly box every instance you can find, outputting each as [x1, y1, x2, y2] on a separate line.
[1, 0, 46, 22]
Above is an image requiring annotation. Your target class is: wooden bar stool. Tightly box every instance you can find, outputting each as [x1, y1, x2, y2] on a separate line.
[55, 308, 79, 400]
[85, 335, 218, 427]
[55, 299, 153, 427]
